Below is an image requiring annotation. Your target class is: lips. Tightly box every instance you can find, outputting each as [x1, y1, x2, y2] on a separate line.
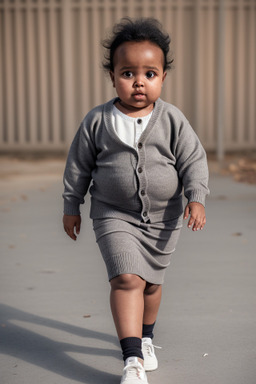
[133, 93, 146, 100]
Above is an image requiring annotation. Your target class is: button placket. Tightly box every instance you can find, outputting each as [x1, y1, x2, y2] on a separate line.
[135, 119, 143, 145]
[136, 141, 150, 222]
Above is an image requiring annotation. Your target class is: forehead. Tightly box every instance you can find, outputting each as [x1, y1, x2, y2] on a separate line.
[113, 41, 164, 69]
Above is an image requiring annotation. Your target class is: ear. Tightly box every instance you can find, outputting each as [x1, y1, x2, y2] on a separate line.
[109, 71, 115, 87]
[162, 72, 167, 84]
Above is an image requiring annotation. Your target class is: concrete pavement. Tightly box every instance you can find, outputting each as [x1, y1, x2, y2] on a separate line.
[0, 157, 256, 384]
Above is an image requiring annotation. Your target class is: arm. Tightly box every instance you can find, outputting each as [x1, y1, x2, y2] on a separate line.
[63, 118, 97, 239]
[174, 117, 209, 231]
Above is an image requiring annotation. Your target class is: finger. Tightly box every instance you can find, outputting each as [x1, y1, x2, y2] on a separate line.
[200, 217, 206, 230]
[69, 231, 77, 241]
[188, 214, 201, 231]
[187, 215, 195, 229]
[193, 216, 206, 231]
[184, 205, 190, 220]
[65, 226, 77, 241]
[192, 220, 201, 231]
[75, 220, 81, 235]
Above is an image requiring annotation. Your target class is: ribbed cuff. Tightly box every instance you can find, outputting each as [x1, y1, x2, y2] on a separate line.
[186, 190, 207, 207]
[63, 200, 80, 215]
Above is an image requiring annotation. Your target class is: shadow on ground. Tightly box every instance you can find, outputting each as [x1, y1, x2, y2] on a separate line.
[0, 304, 120, 383]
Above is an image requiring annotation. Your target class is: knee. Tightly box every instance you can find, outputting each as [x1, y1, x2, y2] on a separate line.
[110, 274, 145, 291]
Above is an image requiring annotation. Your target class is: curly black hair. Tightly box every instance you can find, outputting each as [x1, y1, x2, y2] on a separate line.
[102, 17, 174, 72]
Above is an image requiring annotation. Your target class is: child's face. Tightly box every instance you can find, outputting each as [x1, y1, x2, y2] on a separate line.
[110, 41, 167, 114]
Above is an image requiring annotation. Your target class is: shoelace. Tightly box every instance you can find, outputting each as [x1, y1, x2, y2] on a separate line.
[124, 363, 144, 380]
[143, 342, 162, 357]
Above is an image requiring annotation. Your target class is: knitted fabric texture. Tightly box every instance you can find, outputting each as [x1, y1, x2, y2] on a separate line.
[63, 97, 209, 224]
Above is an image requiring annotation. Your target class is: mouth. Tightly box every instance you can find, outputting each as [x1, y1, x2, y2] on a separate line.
[132, 93, 146, 100]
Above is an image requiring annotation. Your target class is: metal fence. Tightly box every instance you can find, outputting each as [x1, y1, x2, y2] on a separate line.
[0, 0, 255, 153]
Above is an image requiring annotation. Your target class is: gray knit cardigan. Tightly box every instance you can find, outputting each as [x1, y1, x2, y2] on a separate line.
[63, 97, 209, 226]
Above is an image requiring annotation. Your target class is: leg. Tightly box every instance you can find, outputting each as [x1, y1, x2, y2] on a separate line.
[110, 273, 146, 340]
[143, 283, 162, 325]
[142, 283, 162, 372]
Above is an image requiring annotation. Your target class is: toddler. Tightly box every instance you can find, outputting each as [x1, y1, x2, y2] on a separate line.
[63, 17, 209, 384]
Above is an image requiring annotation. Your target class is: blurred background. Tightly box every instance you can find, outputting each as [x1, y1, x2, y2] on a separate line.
[1, 3, 256, 383]
[0, 0, 255, 160]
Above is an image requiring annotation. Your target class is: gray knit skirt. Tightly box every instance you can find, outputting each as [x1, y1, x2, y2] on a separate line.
[93, 218, 181, 285]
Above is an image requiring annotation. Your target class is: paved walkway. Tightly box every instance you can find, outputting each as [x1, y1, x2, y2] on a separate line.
[0, 157, 256, 384]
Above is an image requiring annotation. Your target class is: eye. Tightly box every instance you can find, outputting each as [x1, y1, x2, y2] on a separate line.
[123, 71, 133, 78]
[146, 71, 156, 79]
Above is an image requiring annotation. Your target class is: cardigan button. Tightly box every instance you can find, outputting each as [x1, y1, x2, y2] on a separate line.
[141, 190, 145, 196]
[137, 119, 142, 124]
[138, 142, 143, 149]
[138, 167, 143, 173]
[143, 212, 147, 217]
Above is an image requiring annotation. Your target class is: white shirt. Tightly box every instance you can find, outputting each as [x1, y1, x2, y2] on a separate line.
[112, 105, 153, 149]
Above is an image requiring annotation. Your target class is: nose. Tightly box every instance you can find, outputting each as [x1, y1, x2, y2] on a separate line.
[134, 76, 144, 88]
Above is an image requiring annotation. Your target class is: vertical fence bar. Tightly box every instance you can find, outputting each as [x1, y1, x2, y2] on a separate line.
[206, 0, 216, 147]
[217, 0, 225, 161]
[154, 0, 162, 21]
[248, 0, 256, 143]
[15, 4, 26, 146]
[0, 6, 4, 145]
[77, 1, 84, 113]
[102, 0, 116, 103]
[78, 2, 90, 115]
[162, 1, 174, 105]
[127, 0, 137, 18]
[141, 0, 151, 18]
[223, 1, 233, 148]
[235, 0, 245, 146]
[38, 0, 49, 145]
[26, 0, 38, 145]
[4, 2, 15, 145]
[90, 1, 102, 107]
[62, 0, 75, 146]
[115, 0, 123, 21]
[175, 0, 184, 111]
[194, 0, 204, 141]
[49, 2, 61, 145]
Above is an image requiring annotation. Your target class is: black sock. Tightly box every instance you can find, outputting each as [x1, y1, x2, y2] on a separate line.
[142, 322, 155, 339]
[120, 337, 143, 361]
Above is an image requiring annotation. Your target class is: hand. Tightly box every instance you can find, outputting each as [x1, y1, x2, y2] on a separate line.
[63, 214, 81, 241]
[183, 202, 206, 231]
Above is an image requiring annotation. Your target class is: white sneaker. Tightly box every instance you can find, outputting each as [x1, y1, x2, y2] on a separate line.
[142, 338, 159, 371]
[120, 357, 149, 384]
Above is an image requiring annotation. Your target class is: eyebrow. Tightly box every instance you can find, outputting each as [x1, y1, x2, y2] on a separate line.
[119, 66, 160, 72]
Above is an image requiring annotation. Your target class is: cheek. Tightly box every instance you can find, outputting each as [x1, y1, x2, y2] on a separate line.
[116, 80, 130, 92]
[149, 82, 162, 95]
